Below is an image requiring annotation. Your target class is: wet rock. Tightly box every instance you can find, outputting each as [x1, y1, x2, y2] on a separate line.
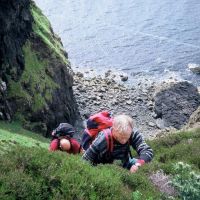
[188, 63, 200, 74]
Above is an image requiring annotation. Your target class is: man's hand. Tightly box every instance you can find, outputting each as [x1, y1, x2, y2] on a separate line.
[130, 163, 141, 173]
[129, 159, 145, 173]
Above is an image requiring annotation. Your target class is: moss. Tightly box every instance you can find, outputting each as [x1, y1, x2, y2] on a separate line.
[30, 2, 69, 65]
[8, 41, 58, 112]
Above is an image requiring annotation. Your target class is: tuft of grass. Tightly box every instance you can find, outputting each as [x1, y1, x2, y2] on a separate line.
[30, 2, 69, 65]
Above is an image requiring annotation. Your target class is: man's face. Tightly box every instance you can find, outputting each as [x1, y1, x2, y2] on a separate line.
[112, 126, 132, 144]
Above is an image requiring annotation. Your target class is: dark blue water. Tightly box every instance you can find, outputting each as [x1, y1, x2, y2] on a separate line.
[34, 0, 200, 85]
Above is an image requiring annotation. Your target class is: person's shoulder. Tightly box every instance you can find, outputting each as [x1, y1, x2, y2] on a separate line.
[95, 131, 107, 141]
[91, 131, 108, 149]
[49, 139, 59, 151]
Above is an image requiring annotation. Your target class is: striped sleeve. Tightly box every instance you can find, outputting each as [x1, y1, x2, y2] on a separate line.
[130, 129, 153, 162]
[82, 132, 107, 164]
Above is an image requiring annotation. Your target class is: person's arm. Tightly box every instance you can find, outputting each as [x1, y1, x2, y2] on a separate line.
[82, 132, 107, 165]
[129, 129, 153, 172]
[81, 130, 93, 151]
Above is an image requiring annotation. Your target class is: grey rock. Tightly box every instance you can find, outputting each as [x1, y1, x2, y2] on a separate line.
[126, 100, 132, 105]
[151, 112, 157, 118]
[188, 63, 200, 74]
[156, 118, 165, 129]
[148, 122, 155, 127]
[120, 75, 128, 82]
[0, 81, 7, 91]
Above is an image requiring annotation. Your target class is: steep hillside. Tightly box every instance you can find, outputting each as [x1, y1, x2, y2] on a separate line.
[0, 0, 77, 136]
[0, 122, 199, 200]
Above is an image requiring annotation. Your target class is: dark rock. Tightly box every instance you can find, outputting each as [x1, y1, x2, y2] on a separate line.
[154, 81, 200, 129]
[120, 75, 128, 82]
[76, 72, 84, 78]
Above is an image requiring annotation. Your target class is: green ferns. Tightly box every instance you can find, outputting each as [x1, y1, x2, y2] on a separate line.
[30, 2, 69, 65]
[172, 162, 200, 200]
[8, 42, 58, 112]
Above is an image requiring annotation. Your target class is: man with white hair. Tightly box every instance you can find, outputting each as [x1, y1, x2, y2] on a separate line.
[82, 114, 153, 173]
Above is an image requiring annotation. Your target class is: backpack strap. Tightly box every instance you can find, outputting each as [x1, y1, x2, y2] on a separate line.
[104, 129, 113, 153]
[128, 139, 133, 159]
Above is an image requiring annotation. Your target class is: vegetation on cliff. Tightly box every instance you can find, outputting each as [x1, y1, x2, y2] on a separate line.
[0, 0, 76, 135]
[8, 41, 58, 112]
[30, 2, 69, 65]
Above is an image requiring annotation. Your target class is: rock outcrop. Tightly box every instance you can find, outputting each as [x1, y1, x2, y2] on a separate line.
[0, 0, 77, 136]
[154, 81, 200, 129]
[186, 106, 200, 129]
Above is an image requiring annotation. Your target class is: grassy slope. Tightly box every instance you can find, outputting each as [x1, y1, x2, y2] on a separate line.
[0, 121, 49, 150]
[0, 122, 199, 199]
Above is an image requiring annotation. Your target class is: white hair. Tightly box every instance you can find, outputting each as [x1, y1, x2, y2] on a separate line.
[113, 114, 134, 134]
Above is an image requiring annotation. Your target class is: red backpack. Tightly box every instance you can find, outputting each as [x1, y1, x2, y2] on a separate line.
[85, 111, 113, 137]
[81, 111, 113, 151]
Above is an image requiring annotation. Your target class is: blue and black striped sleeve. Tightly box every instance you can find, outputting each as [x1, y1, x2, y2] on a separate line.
[130, 129, 153, 162]
[82, 132, 107, 164]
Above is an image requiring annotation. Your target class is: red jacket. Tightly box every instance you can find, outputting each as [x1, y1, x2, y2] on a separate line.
[49, 138, 81, 154]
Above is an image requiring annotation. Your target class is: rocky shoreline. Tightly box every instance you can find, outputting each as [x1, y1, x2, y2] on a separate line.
[73, 70, 200, 140]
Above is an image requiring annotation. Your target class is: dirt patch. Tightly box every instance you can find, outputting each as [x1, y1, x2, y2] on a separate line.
[149, 170, 178, 197]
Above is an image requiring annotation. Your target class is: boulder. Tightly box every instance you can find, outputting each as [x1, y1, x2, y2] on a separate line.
[154, 81, 200, 129]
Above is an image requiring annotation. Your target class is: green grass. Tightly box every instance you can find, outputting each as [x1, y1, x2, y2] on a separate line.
[0, 122, 199, 199]
[147, 128, 200, 173]
[0, 121, 49, 150]
[30, 2, 69, 65]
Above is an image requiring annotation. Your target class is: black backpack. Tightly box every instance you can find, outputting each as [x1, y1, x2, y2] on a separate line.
[51, 123, 75, 139]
